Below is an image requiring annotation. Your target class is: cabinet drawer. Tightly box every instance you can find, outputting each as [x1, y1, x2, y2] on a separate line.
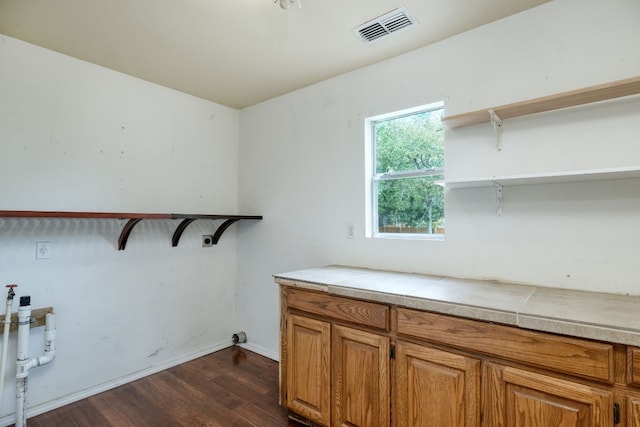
[397, 308, 614, 383]
[286, 287, 389, 330]
[484, 362, 614, 426]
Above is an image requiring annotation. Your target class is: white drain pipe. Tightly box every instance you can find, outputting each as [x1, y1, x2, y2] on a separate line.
[16, 296, 56, 427]
[0, 284, 17, 416]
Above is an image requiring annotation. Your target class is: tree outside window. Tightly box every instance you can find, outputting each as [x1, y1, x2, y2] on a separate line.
[371, 104, 444, 236]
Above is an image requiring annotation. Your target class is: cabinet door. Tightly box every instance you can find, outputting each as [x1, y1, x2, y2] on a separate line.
[286, 314, 331, 425]
[629, 396, 640, 427]
[332, 324, 390, 427]
[484, 362, 613, 427]
[395, 340, 480, 427]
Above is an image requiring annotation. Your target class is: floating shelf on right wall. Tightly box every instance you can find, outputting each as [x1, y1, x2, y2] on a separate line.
[445, 166, 640, 189]
[441, 76, 640, 214]
[442, 75, 640, 128]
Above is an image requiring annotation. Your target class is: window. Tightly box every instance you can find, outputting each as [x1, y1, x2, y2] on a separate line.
[365, 102, 445, 239]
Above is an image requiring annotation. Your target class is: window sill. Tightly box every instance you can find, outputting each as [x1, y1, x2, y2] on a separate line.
[371, 233, 445, 241]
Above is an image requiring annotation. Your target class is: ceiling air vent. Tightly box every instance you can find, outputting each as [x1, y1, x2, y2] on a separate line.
[353, 7, 417, 44]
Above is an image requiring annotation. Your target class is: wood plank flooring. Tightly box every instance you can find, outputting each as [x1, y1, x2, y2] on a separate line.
[27, 346, 300, 426]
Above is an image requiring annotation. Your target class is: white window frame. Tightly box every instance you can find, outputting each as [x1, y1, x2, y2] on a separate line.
[364, 101, 445, 240]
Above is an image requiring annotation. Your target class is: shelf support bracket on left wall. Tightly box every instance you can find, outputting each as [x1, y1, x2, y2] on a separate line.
[170, 215, 263, 247]
[118, 218, 144, 250]
[212, 219, 243, 244]
[171, 218, 198, 247]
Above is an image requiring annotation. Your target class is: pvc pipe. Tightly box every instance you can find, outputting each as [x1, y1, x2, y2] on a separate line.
[36, 314, 56, 367]
[15, 297, 56, 427]
[15, 377, 26, 427]
[0, 285, 16, 416]
[15, 297, 31, 427]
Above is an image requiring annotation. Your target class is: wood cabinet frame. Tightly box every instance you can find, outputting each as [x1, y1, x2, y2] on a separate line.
[279, 284, 640, 426]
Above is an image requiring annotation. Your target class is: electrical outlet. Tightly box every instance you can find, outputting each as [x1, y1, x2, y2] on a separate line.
[347, 223, 354, 239]
[202, 235, 214, 247]
[36, 241, 51, 260]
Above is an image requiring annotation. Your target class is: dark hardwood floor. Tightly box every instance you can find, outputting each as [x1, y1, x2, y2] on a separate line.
[27, 346, 301, 426]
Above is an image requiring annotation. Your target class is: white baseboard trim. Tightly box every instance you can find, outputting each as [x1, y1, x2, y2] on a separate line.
[237, 342, 279, 361]
[0, 341, 232, 427]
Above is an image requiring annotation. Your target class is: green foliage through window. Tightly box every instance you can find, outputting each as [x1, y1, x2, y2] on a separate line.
[373, 106, 445, 235]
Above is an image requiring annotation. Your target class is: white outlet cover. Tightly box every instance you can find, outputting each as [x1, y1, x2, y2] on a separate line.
[36, 241, 51, 260]
[347, 223, 355, 239]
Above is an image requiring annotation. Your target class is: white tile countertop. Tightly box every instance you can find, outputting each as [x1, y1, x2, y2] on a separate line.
[274, 265, 640, 346]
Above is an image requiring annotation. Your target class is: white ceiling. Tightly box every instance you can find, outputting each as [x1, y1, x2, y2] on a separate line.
[0, 0, 550, 109]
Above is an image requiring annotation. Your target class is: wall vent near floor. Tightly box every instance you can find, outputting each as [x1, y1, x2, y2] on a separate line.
[353, 7, 417, 43]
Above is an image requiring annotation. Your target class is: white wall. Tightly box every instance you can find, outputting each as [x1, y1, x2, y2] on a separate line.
[0, 0, 638, 419]
[0, 35, 241, 423]
[237, 0, 640, 358]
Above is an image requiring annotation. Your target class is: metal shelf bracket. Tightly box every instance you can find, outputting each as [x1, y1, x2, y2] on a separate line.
[488, 109, 503, 151]
[493, 182, 503, 216]
[118, 215, 263, 249]
[170, 215, 263, 248]
[118, 218, 144, 250]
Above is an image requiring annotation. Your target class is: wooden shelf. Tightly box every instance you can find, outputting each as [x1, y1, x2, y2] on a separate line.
[0, 211, 262, 250]
[445, 166, 640, 189]
[442, 76, 640, 128]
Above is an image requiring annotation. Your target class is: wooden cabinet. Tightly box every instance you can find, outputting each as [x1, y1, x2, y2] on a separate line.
[281, 287, 391, 426]
[394, 340, 480, 427]
[279, 284, 640, 426]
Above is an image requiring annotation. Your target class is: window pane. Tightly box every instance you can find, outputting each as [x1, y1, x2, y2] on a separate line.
[377, 175, 444, 234]
[375, 108, 444, 174]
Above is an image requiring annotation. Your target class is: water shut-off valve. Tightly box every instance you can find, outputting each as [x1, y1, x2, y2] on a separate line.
[6, 284, 16, 301]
